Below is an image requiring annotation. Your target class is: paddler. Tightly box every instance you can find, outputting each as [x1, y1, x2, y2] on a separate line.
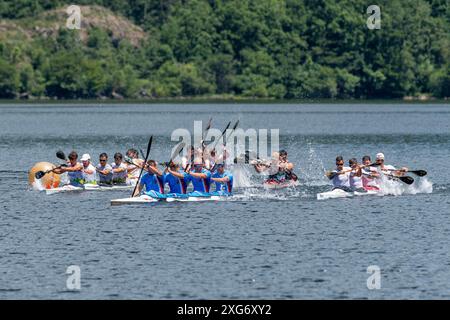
[80, 153, 97, 185]
[254, 150, 297, 182]
[348, 158, 366, 192]
[361, 155, 380, 190]
[125, 148, 142, 185]
[211, 163, 233, 196]
[375, 153, 409, 176]
[326, 156, 352, 192]
[96, 153, 113, 186]
[133, 160, 165, 198]
[53, 151, 84, 187]
[164, 161, 190, 196]
[187, 158, 212, 196]
[111, 152, 128, 185]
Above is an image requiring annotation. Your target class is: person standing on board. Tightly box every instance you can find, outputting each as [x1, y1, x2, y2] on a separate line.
[133, 160, 165, 198]
[211, 163, 233, 196]
[327, 156, 352, 192]
[96, 153, 113, 185]
[187, 158, 212, 196]
[80, 153, 97, 185]
[111, 152, 128, 185]
[165, 162, 190, 197]
[361, 155, 380, 190]
[53, 151, 84, 187]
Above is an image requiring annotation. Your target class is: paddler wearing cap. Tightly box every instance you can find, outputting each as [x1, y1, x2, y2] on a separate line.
[80, 153, 97, 185]
[133, 159, 165, 198]
[211, 163, 233, 196]
[375, 153, 409, 176]
[187, 157, 212, 196]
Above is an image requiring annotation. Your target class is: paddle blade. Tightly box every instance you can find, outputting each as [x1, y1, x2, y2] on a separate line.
[399, 176, 415, 185]
[170, 142, 185, 162]
[232, 120, 240, 130]
[56, 150, 66, 160]
[35, 171, 46, 179]
[411, 170, 427, 177]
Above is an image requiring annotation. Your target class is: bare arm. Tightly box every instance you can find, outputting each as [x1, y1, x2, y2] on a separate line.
[212, 176, 230, 183]
[168, 168, 185, 179]
[189, 172, 208, 179]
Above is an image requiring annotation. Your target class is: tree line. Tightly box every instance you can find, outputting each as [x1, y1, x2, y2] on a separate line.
[0, 0, 449, 99]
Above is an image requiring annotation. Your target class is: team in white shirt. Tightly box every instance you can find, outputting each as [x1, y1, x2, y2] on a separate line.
[328, 153, 409, 192]
[79, 149, 139, 186]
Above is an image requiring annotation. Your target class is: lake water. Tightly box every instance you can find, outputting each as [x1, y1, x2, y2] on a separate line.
[0, 103, 450, 299]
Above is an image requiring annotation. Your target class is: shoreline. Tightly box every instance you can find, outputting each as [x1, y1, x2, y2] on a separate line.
[0, 97, 449, 105]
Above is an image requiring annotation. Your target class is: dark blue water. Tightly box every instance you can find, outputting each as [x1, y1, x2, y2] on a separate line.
[0, 103, 449, 299]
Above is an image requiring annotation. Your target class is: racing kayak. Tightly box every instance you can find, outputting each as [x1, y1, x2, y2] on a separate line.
[111, 195, 224, 206]
[317, 188, 380, 200]
[45, 184, 133, 195]
[263, 179, 300, 189]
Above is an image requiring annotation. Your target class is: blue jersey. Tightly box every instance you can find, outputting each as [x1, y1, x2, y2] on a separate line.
[212, 171, 233, 193]
[189, 169, 211, 193]
[164, 171, 190, 194]
[140, 172, 165, 193]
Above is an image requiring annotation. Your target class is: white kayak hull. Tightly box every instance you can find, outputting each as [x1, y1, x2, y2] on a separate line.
[111, 195, 224, 205]
[263, 179, 300, 189]
[45, 184, 133, 195]
[317, 189, 380, 200]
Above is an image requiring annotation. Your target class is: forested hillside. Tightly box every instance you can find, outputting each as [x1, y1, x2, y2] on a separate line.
[0, 0, 449, 99]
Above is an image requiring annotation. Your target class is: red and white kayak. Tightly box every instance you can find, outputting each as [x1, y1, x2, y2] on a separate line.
[263, 179, 300, 189]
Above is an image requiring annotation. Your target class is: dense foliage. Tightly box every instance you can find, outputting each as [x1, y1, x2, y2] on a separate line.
[0, 0, 449, 99]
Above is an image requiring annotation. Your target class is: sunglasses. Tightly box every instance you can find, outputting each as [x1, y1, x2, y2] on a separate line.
[100, 159, 107, 162]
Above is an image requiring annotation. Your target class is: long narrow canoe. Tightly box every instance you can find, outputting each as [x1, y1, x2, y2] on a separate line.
[111, 195, 224, 206]
[45, 184, 133, 195]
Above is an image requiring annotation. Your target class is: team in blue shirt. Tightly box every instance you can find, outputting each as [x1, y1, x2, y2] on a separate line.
[136, 160, 233, 199]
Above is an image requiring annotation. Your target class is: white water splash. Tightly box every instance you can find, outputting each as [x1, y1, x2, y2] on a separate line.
[232, 164, 255, 188]
[300, 142, 328, 186]
[379, 176, 433, 196]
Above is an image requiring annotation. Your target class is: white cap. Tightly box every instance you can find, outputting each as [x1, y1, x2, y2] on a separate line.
[80, 153, 91, 161]
[376, 153, 385, 160]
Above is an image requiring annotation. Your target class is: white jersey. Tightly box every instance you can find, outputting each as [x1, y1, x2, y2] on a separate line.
[349, 170, 363, 189]
[331, 167, 351, 188]
[82, 163, 97, 184]
[111, 162, 128, 183]
[362, 167, 379, 189]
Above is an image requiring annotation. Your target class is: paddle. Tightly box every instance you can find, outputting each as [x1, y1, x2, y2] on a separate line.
[384, 173, 415, 185]
[162, 142, 186, 168]
[131, 136, 153, 197]
[56, 150, 67, 161]
[386, 168, 427, 177]
[209, 121, 232, 151]
[35, 164, 67, 180]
